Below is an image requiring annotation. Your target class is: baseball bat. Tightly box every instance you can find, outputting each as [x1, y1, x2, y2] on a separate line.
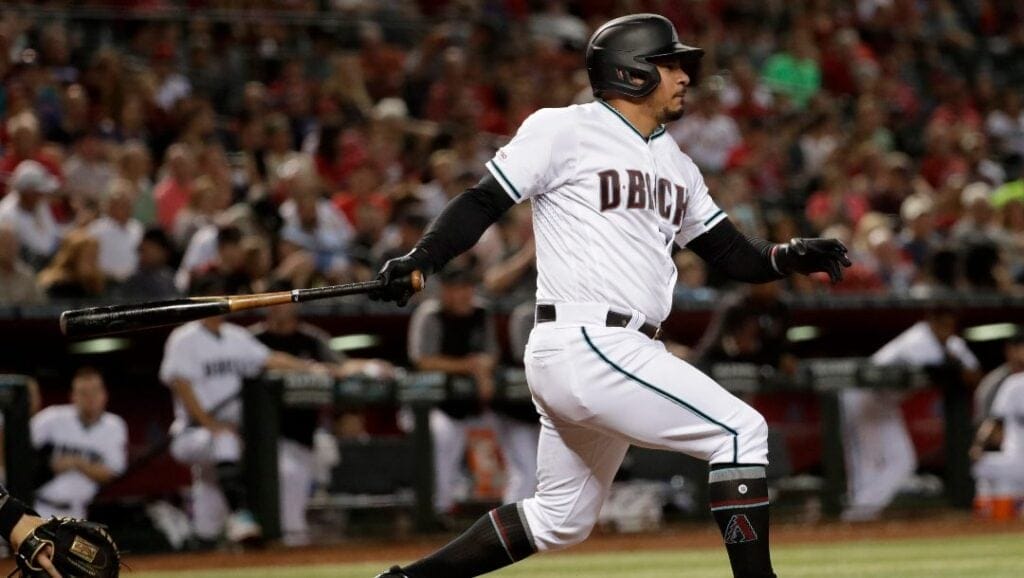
[59, 271, 424, 338]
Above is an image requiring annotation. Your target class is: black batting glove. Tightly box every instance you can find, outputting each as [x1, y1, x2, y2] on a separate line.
[370, 248, 431, 306]
[773, 238, 852, 284]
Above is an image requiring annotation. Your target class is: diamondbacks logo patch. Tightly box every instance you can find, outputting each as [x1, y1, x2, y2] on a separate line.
[723, 514, 758, 544]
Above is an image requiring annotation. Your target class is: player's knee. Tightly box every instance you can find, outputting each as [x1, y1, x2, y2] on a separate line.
[739, 410, 770, 463]
[523, 498, 598, 551]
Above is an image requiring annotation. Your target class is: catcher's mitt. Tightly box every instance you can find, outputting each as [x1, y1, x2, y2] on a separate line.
[13, 518, 119, 577]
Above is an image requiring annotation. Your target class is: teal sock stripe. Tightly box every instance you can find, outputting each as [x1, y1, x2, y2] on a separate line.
[581, 327, 739, 462]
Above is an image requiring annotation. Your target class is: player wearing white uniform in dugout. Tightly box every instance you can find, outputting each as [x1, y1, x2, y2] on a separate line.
[371, 14, 851, 578]
[31, 367, 127, 520]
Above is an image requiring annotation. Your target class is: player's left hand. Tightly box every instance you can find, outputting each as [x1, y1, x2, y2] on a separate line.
[775, 238, 852, 284]
[370, 249, 430, 307]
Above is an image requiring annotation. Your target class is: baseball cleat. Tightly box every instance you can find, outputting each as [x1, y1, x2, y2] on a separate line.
[375, 566, 410, 577]
[225, 509, 262, 543]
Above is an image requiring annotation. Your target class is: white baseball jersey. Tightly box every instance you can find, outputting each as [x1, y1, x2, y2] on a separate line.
[30, 405, 127, 506]
[159, 321, 270, 427]
[485, 100, 726, 324]
[870, 321, 980, 369]
[990, 373, 1024, 459]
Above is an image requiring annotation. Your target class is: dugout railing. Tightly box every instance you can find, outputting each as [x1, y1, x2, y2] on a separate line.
[240, 359, 971, 539]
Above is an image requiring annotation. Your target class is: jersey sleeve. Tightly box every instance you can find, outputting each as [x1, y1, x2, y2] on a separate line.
[485, 108, 577, 203]
[990, 378, 1024, 418]
[29, 408, 55, 448]
[159, 330, 202, 386]
[947, 336, 980, 370]
[103, 416, 129, 475]
[237, 330, 272, 377]
[408, 301, 443, 362]
[674, 164, 727, 247]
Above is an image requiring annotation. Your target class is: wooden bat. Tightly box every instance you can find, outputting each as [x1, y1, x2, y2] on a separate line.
[60, 271, 424, 338]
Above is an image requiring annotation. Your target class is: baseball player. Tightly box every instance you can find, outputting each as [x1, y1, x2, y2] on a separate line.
[371, 14, 849, 578]
[841, 307, 980, 521]
[159, 277, 339, 544]
[31, 367, 127, 520]
[972, 335, 1024, 516]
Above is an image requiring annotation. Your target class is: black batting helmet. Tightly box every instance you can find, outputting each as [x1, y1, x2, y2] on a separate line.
[586, 13, 704, 98]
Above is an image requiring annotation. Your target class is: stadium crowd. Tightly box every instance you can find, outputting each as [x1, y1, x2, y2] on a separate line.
[0, 0, 1023, 307]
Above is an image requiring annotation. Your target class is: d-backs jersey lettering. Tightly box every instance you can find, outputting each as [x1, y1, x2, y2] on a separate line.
[486, 100, 725, 323]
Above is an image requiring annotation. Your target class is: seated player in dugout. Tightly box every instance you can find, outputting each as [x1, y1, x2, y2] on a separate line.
[248, 281, 397, 545]
[159, 276, 348, 546]
[408, 267, 539, 519]
[971, 328, 1024, 518]
[31, 367, 127, 520]
[371, 13, 850, 578]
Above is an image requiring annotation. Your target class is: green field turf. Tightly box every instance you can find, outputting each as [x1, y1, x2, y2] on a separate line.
[135, 532, 1024, 578]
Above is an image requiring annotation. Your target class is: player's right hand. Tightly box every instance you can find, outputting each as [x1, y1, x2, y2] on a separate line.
[370, 249, 430, 307]
[775, 238, 852, 284]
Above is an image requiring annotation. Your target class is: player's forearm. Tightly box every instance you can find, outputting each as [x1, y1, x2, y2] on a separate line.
[170, 379, 219, 428]
[484, 250, 533, 294]
[413, 176, 515, 273]
[416, 356, 486, 376]
[686, 219, 784, 283]
[75, 460, 116, 484]
[264, 351, 317, 372]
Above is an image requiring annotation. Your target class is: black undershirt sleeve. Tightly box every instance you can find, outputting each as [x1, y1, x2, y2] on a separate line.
[414, 173, 516, 273]
[686, 218, 785, 283]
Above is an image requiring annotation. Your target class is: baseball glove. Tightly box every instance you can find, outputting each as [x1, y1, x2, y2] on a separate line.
[13, 518, 120, 577]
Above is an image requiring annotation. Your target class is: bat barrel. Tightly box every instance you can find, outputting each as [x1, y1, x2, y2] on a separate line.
[60, 299, 232, 338]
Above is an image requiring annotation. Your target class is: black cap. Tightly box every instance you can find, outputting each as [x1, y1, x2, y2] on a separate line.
[439, 266, 477, 286]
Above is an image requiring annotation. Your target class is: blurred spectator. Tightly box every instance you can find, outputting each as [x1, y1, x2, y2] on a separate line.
[951, 182, 999, 243]
[63, 133, 115, 206]
[187, 225, 255, 295]
[154, 144, 196, 233]
[1, 112, 62, 196]
[0, 160, 61, 269]
[37, 230, 106, 301]
[408, 267, 537, 517]
[118, 141, 156, 225]
[279, 177, 355, 282]
[120, 228, 179, 300]
[670, 88, 741, 174]
[761, 30, 821, 111]
[481, 204, 535, 301]
[87, 179, 143, 282]
[172, 176, 230, 248]
[841, 308, 981, 521]
[693, 282, 793, 371]
[673, 250, 716, 302]
[899, 195, 941, 269]
[31, 367, 127, 520]
[0, 224, 43, 305]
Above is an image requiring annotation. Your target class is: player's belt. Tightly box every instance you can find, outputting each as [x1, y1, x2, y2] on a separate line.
[535, 304, 661, 340]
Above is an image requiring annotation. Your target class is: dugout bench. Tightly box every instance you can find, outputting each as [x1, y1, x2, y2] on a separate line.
[240, 360, 972, 539]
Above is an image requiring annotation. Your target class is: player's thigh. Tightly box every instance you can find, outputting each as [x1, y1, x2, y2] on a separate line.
[170, 427, 241, 464]
[573, 327, 766, 464]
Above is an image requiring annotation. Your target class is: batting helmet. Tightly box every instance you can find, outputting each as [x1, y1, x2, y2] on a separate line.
[586, 13, 704, 98]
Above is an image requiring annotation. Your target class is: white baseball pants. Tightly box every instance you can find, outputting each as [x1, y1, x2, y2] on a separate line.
[518, 308, 768, 552]
[170, 427, 313, 542]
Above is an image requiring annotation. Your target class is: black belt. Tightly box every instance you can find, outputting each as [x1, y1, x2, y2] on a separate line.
[535, 304, 661, 340]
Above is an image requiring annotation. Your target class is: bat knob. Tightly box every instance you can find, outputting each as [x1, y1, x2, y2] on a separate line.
[410, 270, 425, 293]
[59, 311, 69, 336]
